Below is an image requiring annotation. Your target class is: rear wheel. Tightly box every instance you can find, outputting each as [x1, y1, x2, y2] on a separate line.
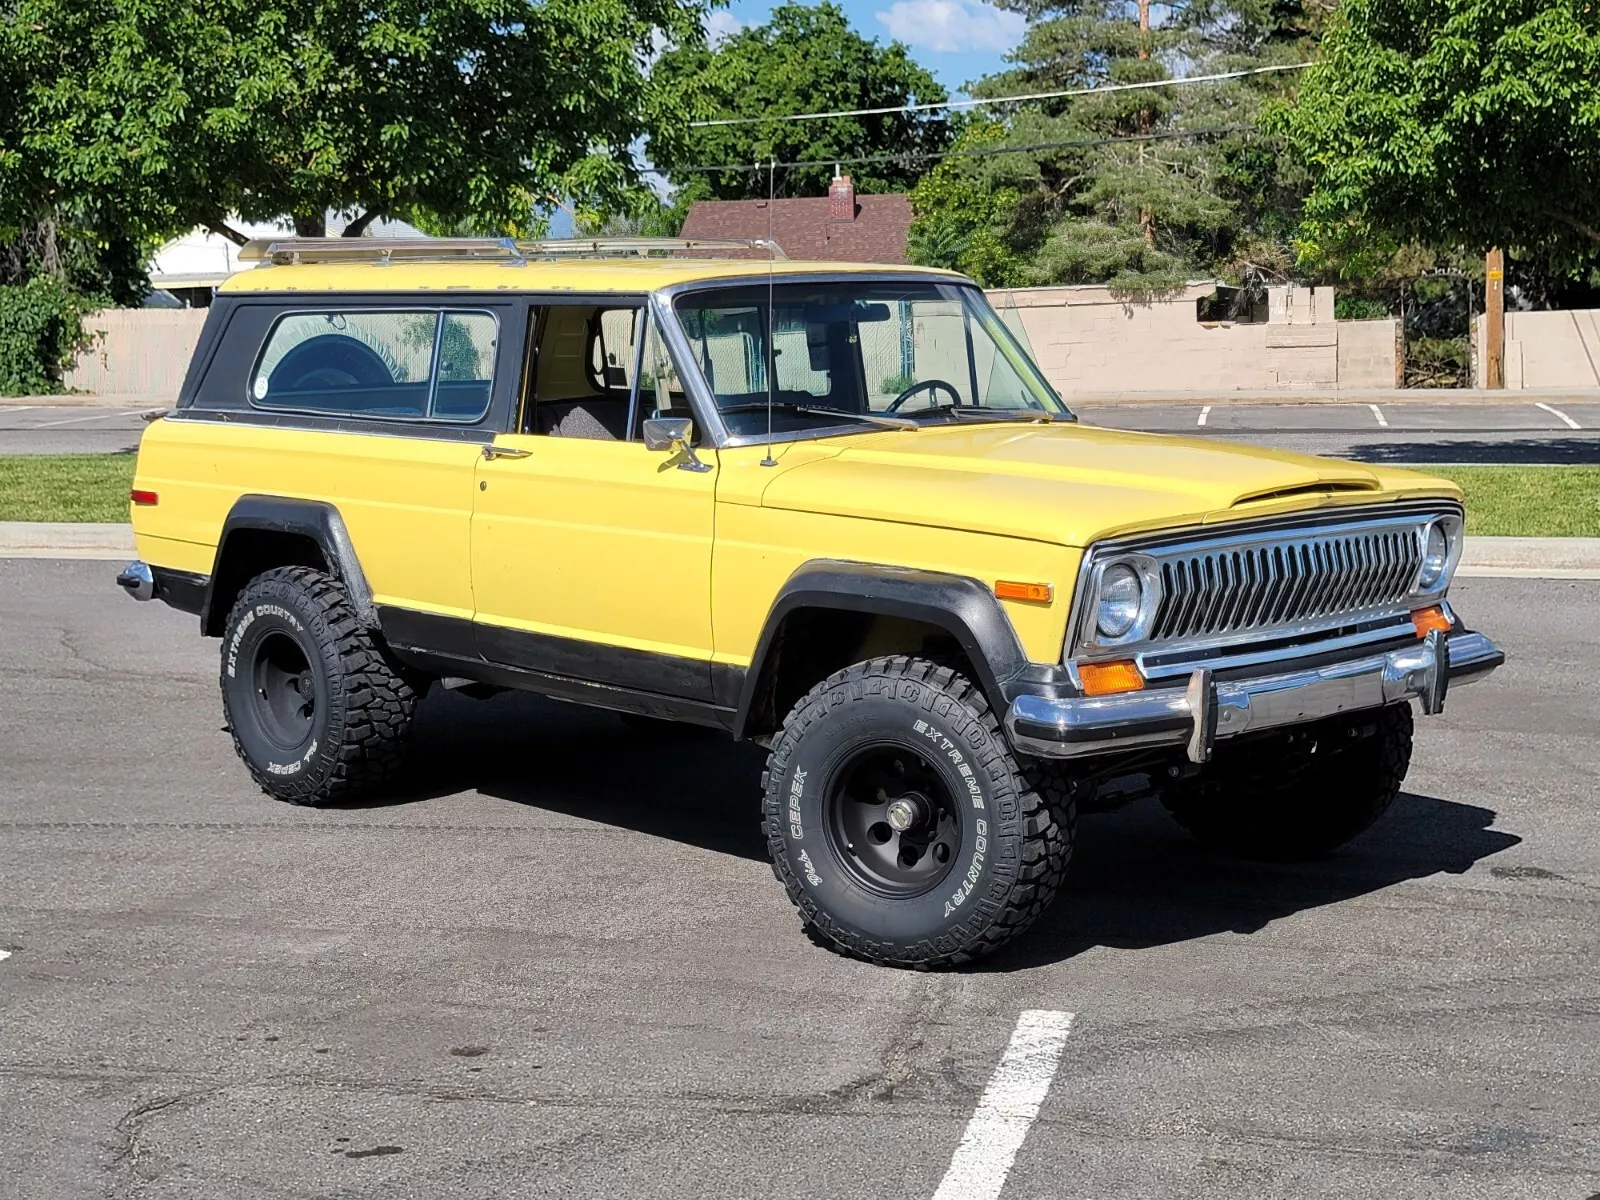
[220, 566, 422, 805]
[762, 656, 1071, 968]
[1160, 704, 1414, 860]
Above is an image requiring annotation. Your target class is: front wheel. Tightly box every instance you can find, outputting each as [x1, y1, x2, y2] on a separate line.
[1160, 704, 1414, 860]
[761, 656, 1072, 968]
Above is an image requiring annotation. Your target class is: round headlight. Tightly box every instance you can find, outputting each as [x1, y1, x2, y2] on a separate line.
[1418, 522, 1450, 589]
[1096, 564, 1143, 639]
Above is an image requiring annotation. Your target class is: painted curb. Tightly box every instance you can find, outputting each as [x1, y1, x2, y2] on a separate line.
[3, 523, 1598, 577]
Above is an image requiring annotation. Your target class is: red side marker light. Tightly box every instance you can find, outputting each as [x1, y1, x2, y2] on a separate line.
[130, 489, 159, 506]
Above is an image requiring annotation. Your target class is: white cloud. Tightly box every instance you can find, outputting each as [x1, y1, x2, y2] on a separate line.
[705, 10, 747, 44]
[874, 0, 1024, 54]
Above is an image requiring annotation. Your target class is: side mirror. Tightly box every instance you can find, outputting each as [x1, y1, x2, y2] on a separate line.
[642, 415, 693, 451]
[642, 416, 711, 473]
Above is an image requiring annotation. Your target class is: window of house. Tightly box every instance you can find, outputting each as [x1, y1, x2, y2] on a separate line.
[250, 309, 497, 422]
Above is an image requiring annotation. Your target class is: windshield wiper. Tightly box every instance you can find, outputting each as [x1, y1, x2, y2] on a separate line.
[922, 404, 1075, 424]
[792, 405, 917, 430]
[720, 401, 916, 430]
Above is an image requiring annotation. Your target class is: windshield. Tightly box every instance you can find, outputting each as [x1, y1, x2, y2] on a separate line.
[671, 280, 1070, 441]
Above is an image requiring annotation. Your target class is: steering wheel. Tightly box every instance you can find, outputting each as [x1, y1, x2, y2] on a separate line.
[886, 378, 963, 413]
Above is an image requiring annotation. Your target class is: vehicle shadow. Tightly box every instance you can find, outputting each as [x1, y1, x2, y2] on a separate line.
[377, 689, 1522, 966]
[1343, 436, 1599, 465]
[380, 688, 771, 860]
[979, 791, 1522, 972]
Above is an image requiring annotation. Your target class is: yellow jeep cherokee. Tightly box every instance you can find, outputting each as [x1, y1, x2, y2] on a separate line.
[118, 236, 1502, 968]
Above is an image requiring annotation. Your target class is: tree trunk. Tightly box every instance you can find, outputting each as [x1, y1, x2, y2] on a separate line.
[1137, 0, 1155, 248]
[293, 212, 327, 237]
[341, 210, 380, 238]
[205, 221, 249, 247]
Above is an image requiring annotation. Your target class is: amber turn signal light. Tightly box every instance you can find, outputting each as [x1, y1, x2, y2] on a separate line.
[1412, 605, 1452, 637]
[1079, 659, 1144, 696]
[130, 489, 159, 506]
[994, 580, 1053, 604]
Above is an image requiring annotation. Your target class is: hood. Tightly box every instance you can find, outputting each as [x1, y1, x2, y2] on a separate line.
[756, 423, 1461, 546]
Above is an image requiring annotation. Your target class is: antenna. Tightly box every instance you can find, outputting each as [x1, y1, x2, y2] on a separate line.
[761, 156, 778, 468]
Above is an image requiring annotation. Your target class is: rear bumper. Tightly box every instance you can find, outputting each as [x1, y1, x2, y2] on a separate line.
[1006, 630, 1503, 762]
[115, 560, 208, 616]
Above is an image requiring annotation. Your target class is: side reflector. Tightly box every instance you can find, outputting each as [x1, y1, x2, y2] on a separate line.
[1412, 605, 1452, 637]
[130, 489, 159, 506]
[995, 580, 1053, 604]
[1079, 659, 1144, 696]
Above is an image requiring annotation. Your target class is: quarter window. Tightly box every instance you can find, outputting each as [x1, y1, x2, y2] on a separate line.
[251, 309, 497, 422]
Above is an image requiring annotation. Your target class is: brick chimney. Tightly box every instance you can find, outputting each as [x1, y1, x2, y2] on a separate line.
[828, 170, 856, 222]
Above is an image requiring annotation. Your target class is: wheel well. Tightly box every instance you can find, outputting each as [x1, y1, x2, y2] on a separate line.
[741, 607, 983, 739]
[203, 529, 329, 636]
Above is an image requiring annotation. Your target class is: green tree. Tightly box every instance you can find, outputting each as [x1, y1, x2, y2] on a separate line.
[649, 2, 950, 201]
[1, 0, 709, 243]
[907, 1, 1318, 291]
[1277, 0, 1600, 282]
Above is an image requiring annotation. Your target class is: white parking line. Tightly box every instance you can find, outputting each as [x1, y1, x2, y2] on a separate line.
[1534, 402, 1581, 430]
[33, 411, 136, 428]
[0, 949, 10, 962]
[1197, 405, 1211, 427]
[1369, 404, 1388, 427]
[930, 1010, 1074, 1200]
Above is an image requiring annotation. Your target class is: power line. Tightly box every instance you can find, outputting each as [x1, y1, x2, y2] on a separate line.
[646, 124, 1259, 177]
[687, 62, 1310, 129]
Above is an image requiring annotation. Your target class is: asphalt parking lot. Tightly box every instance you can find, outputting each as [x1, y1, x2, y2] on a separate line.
[2, 399, 1599, 463]
[2, 561, 1596, 1199]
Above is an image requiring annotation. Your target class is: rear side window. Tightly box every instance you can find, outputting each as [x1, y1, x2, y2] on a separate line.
[250, 309, 497, 422]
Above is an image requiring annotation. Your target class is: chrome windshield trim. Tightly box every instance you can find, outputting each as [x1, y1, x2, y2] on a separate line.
[651, 273, 1074, 450]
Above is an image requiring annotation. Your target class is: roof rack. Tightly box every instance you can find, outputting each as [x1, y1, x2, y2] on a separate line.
[237, 236, 788, 266]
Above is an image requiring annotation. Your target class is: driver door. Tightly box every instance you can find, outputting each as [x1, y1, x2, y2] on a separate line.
[469, 304, 718, 699]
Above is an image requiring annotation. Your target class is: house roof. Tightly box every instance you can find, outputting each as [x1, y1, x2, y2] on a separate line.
[679, 194, 914, 264]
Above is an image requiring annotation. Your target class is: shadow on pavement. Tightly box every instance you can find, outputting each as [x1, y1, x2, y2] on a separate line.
[375, 689, 1521, 967]
[1342, 436, 1600, 465]
[982, 791, 1521, 972]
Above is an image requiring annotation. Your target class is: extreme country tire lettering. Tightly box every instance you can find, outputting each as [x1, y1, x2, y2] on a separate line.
[220, 566, 422, 806]
[760, 656, 1072, 968]
[1160, 703, 1414, 860]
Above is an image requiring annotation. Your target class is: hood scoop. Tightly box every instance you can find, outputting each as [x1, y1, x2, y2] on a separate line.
[1234, 479, 1380, 507]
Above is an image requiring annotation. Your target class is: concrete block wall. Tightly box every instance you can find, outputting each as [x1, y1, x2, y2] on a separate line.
[988, 283, 1395, 395]
[1474, 309, 1600, 390]
[65, 309, 208, 397]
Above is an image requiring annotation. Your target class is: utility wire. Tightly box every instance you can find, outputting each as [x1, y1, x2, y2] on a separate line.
[645, 124, 1258, 177]
[688, 62, 1310, 128]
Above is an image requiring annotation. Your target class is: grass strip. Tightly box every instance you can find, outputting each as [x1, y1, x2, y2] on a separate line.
[0, 453, 136, 522]
[0, 455, 1595, 537]
[1429, 466, 1600, 537]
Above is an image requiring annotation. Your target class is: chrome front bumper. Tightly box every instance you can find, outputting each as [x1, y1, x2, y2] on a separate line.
[1006, 630, 1504, 762]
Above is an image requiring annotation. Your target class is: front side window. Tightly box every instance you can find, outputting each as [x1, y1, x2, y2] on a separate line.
[672, 281, 1067, 441]
[251, 309, 496, 422]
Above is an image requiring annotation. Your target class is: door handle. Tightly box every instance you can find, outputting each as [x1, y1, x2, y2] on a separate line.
[482, 445, 532, 461]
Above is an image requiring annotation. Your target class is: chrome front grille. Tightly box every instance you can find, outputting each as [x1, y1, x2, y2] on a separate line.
[1150, 528, 1423, 642]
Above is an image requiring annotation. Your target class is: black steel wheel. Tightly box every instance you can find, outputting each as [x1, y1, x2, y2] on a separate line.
[824, 745, 962, 897]
[762, 656, 1073, 969]
[247, 631, 318, 750]
[1161, 704, 1414, 859]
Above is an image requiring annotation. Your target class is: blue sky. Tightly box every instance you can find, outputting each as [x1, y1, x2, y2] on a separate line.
[709, 0, 1024, 95]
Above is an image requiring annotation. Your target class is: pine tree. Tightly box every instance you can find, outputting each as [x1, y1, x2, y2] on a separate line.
[909, 1, 1321, 292]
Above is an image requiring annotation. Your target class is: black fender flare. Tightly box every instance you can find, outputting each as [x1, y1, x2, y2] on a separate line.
[202, 496, 377, 635]
[732, 560, 1061, 740]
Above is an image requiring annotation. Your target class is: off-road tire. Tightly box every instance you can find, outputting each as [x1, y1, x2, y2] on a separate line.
[1161, 703, 1414, 860]
[761, 656, 1071, 968]
[220, 566, 422, 806]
